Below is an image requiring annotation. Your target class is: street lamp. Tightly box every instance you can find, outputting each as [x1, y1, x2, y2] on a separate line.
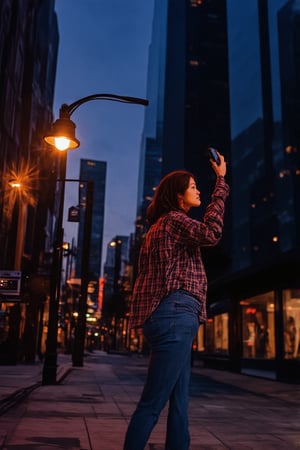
[44, 93, 148, 151]
[9, 181, 27, 271]
[6, 163, 39, 270]
[42, 93, 148, 384]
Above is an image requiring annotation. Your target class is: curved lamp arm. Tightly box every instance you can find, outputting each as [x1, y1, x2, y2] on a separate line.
[44, 93, 149, 150]
[66, 93, 148, 116]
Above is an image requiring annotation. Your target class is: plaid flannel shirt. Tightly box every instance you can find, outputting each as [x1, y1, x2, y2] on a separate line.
[129, 176, 229, 329]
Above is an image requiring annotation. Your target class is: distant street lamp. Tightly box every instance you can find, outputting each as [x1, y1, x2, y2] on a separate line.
[6, 163, 38, 270]
[42, 93, 148, 385]
[9, 182, 27, 271]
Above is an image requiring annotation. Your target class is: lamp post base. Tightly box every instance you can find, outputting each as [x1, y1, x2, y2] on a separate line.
[42, 353, 58, 385]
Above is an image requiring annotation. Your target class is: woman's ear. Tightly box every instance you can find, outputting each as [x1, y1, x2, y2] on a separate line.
[177, 193, 184, 208]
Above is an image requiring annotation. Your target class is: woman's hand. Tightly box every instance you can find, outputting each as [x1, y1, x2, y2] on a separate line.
[210, 150, 227, 177]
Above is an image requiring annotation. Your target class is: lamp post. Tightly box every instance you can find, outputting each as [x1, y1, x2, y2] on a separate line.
[42, 150, 67, 384]
[42, 93, 148, 384]
[72, 179, 93, 366]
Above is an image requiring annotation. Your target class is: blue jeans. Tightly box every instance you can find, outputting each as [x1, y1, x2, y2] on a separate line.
[123, 290, 201, 450]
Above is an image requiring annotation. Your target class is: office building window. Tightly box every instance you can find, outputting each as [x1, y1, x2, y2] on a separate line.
[189, 0, 203, 7]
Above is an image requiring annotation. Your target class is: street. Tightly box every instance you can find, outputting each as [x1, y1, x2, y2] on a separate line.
[0, 351, 300, 449]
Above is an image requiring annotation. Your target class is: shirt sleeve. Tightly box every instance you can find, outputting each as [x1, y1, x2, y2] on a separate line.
[167, 176, 230, 247]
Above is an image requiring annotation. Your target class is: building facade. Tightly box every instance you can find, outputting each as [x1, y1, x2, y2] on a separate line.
[102, 235, 132, 350]
[0, 0, 59, 363]
[222, 0, 300, 380]
[135, 0, 300, 381]
[136, 0, 231, 273]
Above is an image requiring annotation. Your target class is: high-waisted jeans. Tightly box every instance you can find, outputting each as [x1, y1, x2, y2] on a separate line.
[123, 290, 201, 450]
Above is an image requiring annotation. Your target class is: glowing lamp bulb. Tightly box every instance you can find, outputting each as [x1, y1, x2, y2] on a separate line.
[54, 137, 70, 151]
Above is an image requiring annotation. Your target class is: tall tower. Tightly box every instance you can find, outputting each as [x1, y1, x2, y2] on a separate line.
[137, 0, 231, 276]
[75, 159, 107, 306]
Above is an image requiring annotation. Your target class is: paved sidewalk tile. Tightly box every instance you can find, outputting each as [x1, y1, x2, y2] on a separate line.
[0, 352, 300, 449]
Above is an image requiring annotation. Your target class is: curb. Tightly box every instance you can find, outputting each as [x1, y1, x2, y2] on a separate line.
[0, 382, 41, 416]
[0, 364, 72, 417]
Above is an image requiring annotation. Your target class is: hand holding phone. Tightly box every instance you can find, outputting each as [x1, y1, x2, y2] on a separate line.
[208, 147, 221, 166]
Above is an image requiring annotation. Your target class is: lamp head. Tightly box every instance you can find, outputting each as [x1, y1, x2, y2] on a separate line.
[43, 94, 149, 151]
[44, 106, 80, 151]
[9, 180, 21, 188]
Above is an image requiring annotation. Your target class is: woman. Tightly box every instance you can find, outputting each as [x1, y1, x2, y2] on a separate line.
[124, 151, 229, 450]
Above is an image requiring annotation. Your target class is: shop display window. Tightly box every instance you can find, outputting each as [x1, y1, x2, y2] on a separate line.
[204, 313, 229, 355]
[283, 289, 300, 359]
[240, 291, 275, 359]
[194, 323, 205, 352]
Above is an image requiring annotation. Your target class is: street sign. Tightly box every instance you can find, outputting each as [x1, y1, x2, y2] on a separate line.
[68, 206, 80, 222]
[0, 270, 21, 296]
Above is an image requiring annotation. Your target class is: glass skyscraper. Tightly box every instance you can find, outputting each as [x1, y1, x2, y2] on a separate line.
[226, 0, 300, 379]
[76, 159, 107, 306]
[137, 0, 230, 276]
[136, 0, 300, 381]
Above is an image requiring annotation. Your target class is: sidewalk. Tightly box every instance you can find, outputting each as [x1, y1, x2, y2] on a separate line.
[0, 353, 71, 416]
[0, 351, 300, 449]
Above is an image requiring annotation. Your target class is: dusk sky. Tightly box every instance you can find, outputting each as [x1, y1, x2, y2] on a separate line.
[53, 1, 154, 271]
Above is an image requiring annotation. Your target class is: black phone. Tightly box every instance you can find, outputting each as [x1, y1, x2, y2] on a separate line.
[208, 147, 221, 165]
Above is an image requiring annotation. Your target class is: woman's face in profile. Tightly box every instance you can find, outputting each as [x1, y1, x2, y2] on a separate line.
[177, 177, 201, 212]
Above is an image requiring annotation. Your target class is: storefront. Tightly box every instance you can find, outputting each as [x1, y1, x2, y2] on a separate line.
[194, 266, 300, 382]
[0, 299, 23, 364]
[0, 271, 23, 364]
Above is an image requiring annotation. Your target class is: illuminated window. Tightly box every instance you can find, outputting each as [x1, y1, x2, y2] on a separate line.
[285, 145, 298, 154]
[205, 313, 229, 355]
[279, 169, 291, 178]
[194, 324, 205, 351]
[240, 292, 275, 359]
[188, 58, 206, 67]
[283, 289, 300, 359]
[190, 0, 203, 7]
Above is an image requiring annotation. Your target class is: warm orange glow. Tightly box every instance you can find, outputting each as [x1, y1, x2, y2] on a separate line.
[54, 136, 71, 151]
[10, 181, 21, 188]
[98, 277, 104, 311]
